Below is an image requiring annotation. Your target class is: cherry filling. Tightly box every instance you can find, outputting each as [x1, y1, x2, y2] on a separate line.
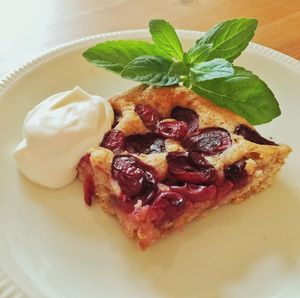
[157, 120, 188, 140]
[125, 133, 165, 154]
[117, 194, 136, 214]
[102, 107, 253, 224]
[79, 154, 95, 206]
[183, 127, 232, 156]
[112, 155, 158, 206]
[135, 104, 162, 130]
[170, 183, 217, 202]
[167, 151, 216, 184]
[215, 180, 234, 201]
[234, 124, 277, 146]
[224, 158, 248, 187]
[101, 130, 125, 152]
[152, 191, 187, 225]
[171, 107, 199, 134]
[110, 153, 251, 225]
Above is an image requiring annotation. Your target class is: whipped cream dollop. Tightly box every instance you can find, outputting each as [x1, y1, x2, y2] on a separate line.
[13, 86, 114, 188]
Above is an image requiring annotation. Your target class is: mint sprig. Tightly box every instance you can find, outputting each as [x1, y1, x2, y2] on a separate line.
[190, 58, 234, 82]
[191, 66, 281, 125]
[121, 56, 179, 86]
[83, 18, 281, 125]
[197, 18, 258, 62]
[149, 19, 184, 61]
[82, 40, 166, 73]
[186, 43, 212, 64]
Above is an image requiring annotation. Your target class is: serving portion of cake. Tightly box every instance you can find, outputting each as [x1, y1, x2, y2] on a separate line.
[77, 85, 291, 249]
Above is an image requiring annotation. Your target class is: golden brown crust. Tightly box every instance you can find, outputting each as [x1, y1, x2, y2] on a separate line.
[110, 85, 250, 134]
[78, 84, 292, 249]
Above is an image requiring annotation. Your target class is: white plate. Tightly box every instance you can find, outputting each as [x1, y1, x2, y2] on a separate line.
[1, 30, 300, 298]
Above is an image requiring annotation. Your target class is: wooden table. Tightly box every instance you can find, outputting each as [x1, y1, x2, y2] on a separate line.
[0, 0, 299, 80]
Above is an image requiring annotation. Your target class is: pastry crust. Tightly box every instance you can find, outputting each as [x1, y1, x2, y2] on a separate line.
[77, 85, 291, 249]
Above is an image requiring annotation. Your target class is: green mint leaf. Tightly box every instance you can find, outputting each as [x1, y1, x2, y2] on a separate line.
[149, 19, 184, 61]
[198, 18, 258, 62]
[186, 43, 212, 64]
[191, 66, 280, 125]
[121, 55, 179, 86]
[82, 40, 166, 74]
[190, 58, 234, 81]
[168, 62, 190, 77]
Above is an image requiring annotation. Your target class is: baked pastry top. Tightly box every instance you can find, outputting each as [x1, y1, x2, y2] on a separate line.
[77, 84, 291, 249]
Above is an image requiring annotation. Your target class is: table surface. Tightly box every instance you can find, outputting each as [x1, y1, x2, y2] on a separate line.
[0, 0, 299, 80]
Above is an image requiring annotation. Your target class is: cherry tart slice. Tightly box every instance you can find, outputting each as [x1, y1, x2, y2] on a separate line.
[77, 85, 291, 249]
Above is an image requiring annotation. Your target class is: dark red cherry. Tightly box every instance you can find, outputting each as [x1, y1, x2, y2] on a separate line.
[167, 151, 216, 184]
[125, 133, 165, 154]
[188, 150, 217, 181]
[224, 158, 248, 187]
[135, 104, 162, 130]
[183, 127, 232, 156]
[152, 191, 186, 222]
[162, 177, 185, 187]
[83, 179, 94, 206]
[112, 156, 144, 197]
[170, 183, 216, 202]
[112, 155, 157, 205]
[188, 150, 212, 168]
[171, 107, 199, 133]
[135, 170, 158, 205]
[157, 120, 188, 140]
[101, 129, 125, 152]
[235, 124, 277, 146]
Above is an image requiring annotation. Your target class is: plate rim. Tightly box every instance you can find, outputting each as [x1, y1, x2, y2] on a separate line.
[0, 28, 299, 298]
[0, 29, 299, 96]
[0, 268, 27, 298]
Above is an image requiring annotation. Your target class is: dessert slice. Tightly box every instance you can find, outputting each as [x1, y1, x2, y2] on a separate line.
[77, 85, 291, 249]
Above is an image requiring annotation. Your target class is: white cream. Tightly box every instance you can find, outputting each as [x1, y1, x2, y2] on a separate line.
[13, 86, 114, 188]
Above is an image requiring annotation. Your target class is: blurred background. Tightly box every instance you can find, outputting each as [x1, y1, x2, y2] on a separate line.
[0, 0, 299, 79]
